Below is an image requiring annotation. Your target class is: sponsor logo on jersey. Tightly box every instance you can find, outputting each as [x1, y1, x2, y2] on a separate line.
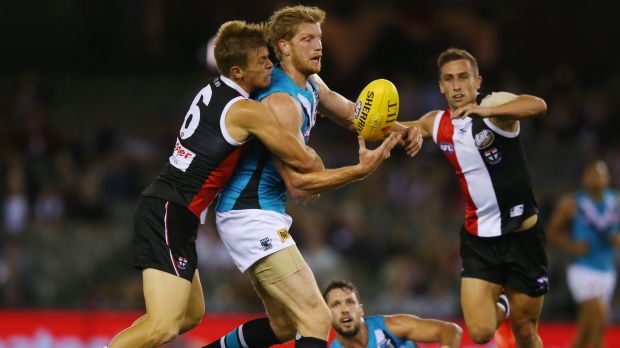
[474, 129, 495, 149]
[169, 138, 196, 172]
[510, 204, 524, 217]
[260, 237, 273, 251]
[177, 256, 188, 270]
[277, 228, 290, 242]
[483, 147, 502, 164]
[439, 141, 455, 154]
[374, 329, 397, 348]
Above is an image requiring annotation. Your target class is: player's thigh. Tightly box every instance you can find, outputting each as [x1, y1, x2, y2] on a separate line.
[461, 277, 503, 328]
[505, 287, 544, 326]
[247, 269, 296, 338]
[185, 271, 205, 319]
[143, 268, 193, 326]
[250, 246, 324, 318]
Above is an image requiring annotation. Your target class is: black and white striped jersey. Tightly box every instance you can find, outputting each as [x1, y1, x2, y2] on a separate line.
[142, 75, 249, 221]
[432, 108, 538, 237]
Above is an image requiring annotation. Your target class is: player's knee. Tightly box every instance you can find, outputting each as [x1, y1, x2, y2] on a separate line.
[512, 322, 538, 345]
[467, 324, 494, 344]
[269, 315, 297, 341]
[299, 301, 331, 331]
[182, 304, 205, 332]
[146, 320, 182, 345]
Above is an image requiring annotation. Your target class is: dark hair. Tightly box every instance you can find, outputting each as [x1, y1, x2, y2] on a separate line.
[322, 279, 361, 301]
[437, 47, 479, 76]
[213, 21, 267, 76]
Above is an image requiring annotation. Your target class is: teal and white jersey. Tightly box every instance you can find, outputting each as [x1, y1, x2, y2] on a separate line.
[573, 189, 620, 271]
[330, 316, 417, 348]
[217, 66, 319, 214]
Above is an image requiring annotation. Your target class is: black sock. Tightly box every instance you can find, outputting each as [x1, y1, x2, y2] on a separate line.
[295, 336, 327, 348]
[202, 317, 281, 348]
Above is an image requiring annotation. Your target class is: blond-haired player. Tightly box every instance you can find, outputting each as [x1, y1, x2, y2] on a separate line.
[106, 20, 328, 348]
[403, 48, 547, 348]
[203, 5, 421, 348]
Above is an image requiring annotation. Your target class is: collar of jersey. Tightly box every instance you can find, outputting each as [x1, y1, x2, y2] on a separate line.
[220, 75, 249, 98]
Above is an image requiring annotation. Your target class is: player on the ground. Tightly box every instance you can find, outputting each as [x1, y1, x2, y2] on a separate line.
[324, 279, 462, 348]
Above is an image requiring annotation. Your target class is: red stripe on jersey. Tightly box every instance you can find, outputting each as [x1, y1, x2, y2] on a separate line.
[188, 146, 244, 218]
[436, 110, 479, 235]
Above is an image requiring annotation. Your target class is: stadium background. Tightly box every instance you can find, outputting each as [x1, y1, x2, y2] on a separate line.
[1, 0, 620, 346]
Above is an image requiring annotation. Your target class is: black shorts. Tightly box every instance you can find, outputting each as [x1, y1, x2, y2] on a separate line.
[133, 196, 198, 281]
[460, 221, 549, 297]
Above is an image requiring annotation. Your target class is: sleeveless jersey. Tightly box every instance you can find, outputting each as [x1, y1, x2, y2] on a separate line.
[329, 316, 417, 348]
[142, 75, 249, 221]
[217, 66, 319, 214]
[432, 107, 538, 237]
[573, 189, 619, 271]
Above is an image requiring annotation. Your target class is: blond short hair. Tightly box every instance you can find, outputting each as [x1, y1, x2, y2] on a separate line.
[266, 5, 326, 60]
[213, 20, 267, 76]
[437, 48, 479, 77]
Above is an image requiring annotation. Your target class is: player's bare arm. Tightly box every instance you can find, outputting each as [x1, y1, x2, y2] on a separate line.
[384, 315, 462, 348]
[275, 133, 400, 197]
[399, 110, 441, 141]
[388, 121, 423, 156]
[547, 194, 589, 255]
[312, 74, 356, 131]
[453, 94, 547, 132]
[226, 99, 320, 173]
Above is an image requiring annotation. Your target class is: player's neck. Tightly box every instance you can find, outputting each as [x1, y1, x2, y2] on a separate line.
[337, 324, 368, 348]
[280, 61, 309, 88]
[232, 78, 253, 95]
[586, 187, 604, 202]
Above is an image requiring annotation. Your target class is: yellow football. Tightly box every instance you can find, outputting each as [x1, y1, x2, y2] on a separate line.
[353, 79, 399, 141]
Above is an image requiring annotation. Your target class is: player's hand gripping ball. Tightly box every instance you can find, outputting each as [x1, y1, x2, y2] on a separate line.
[354, 79, 399, 141]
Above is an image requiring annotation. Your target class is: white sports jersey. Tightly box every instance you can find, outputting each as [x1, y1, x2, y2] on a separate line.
[432, 108, 538, 237]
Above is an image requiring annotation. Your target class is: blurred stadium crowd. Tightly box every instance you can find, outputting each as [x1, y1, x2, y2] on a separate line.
[1, 0, 620, 323]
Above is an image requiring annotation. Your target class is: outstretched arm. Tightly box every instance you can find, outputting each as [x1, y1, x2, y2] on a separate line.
[546, 194, 589, 255]
[275, 133, 400, 197]
[385, 314, 462, 348]
[398, 110, 440, 141]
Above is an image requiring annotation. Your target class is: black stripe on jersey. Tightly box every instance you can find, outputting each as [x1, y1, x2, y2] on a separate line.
[232, 142, 272, 210]
[471, 118, 538, 233]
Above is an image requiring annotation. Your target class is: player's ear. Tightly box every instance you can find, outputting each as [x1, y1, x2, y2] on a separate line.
[360, 303, 365, 316]
[438, 80, 445, 95]
[278, 39, 290, 57]
[229, 65, 243, 80]
[475, 75, 482, 90]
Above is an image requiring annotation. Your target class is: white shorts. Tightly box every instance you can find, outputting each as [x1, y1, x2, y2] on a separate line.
[567, 263, 617, 304]
[216, 209, 296, 273]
